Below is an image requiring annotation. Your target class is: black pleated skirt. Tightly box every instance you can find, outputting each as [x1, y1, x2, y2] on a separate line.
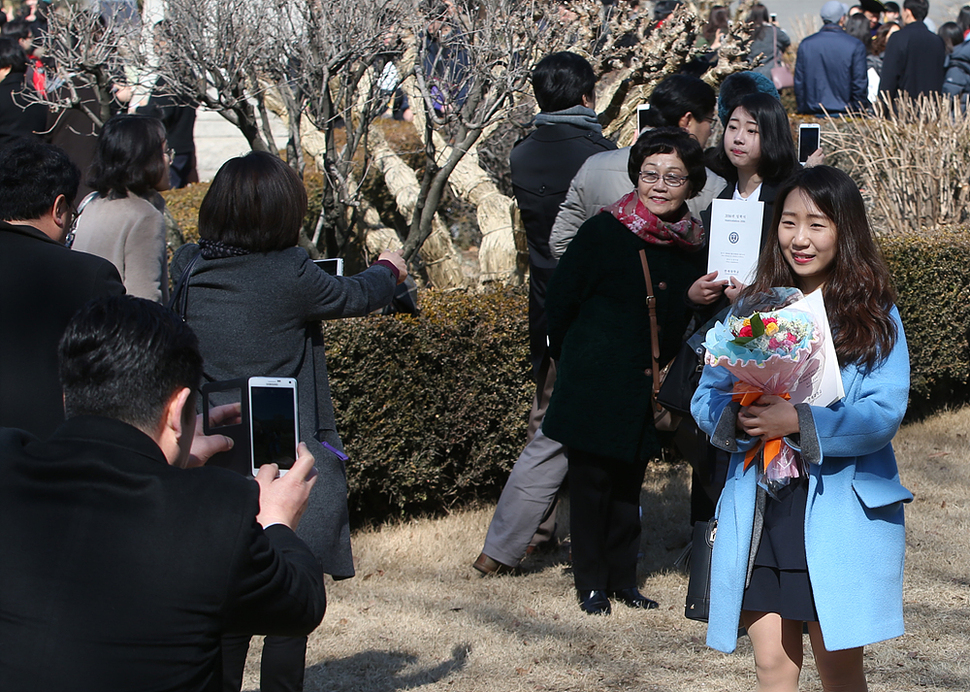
[741, 475, 818, 622]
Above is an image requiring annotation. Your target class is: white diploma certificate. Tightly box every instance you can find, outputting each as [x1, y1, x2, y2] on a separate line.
[707, 199, 764, 285]
[788, 289, 845, 408]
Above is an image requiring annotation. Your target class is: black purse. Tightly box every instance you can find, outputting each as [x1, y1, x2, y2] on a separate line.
[657, 306, 730, 417]
[656, 327, 707, 417]
[685, 518, 716, 621]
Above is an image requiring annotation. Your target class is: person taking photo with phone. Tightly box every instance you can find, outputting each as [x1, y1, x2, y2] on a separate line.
[169, 151, 407, 692]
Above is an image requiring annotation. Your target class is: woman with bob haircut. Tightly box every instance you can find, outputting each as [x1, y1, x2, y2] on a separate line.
[170, 151, 407, 692]
[543, 128, 724, 616]
[71, 114, 172, 302]
[692, 166, 910, 691]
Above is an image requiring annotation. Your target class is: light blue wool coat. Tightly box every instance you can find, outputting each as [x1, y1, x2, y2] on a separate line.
[691, 306, 912, 653]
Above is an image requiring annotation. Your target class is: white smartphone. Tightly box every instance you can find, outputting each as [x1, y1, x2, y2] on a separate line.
[636, 103, 651, 135]
[798, 123, 821, 165]
[313, 258, 344, 276]
[248, 377, 299, 476]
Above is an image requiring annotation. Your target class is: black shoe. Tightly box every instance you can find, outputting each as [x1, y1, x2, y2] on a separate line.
[578, 590, 612, 615]
[611, 588, 659, 610]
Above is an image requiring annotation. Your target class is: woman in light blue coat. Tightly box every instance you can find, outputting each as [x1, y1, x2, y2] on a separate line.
[691, 166, 911, 691]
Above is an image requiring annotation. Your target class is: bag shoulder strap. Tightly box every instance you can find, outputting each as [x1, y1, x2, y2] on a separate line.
[638, 249, 662, 399]
[168, 250, 202, 320]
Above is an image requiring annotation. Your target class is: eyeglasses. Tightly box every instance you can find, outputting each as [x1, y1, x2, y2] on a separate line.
[638, 170, 689, 187]
[165, 147, 175, 161]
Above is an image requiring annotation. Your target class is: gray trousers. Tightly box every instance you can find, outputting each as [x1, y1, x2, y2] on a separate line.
[481, 357, 568, 566]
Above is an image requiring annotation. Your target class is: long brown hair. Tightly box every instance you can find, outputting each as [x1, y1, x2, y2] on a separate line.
[743, 166, 897, 369]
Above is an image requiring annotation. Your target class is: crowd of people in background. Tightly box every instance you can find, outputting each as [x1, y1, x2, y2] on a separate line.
[0, 1, 198, 190]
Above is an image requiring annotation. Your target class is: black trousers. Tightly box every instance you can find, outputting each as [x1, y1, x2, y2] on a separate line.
[221, 634, 308, 692]
[567, 448, 648, 592]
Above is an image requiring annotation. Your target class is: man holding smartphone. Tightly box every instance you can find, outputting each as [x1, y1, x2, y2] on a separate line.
[0, 296, 326, 692]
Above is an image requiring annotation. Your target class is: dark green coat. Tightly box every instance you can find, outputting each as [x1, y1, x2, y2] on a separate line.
[542, 212, 705, 463]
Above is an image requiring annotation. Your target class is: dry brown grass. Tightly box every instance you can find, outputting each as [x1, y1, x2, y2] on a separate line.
[240, 407, 970, 691]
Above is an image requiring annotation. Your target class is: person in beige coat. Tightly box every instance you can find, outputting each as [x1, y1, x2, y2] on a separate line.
[71, 114, 170, 303]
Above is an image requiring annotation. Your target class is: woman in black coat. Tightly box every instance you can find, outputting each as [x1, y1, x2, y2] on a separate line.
[543, 128, 725, 615]
[170, 152, 407, 692]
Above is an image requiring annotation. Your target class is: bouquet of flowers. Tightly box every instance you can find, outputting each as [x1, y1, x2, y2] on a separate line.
[702, 287, 825, 491]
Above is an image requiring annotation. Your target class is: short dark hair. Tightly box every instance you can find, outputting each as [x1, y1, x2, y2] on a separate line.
[628, 126, 707, 198]
[844, 13, 873, 47]
[716, 71, 780, 126]
[938, 21, 964, 53]
[957, 4, 970, 33]
[904, 0, 929, 22]
[59, 296, 203, 432]
[88, 114, 168, 198]
[711, 92, 796, 183]
[640, 74, 716, 129]
[198, 151, 307, 252]
[531, 52, 596, 113]
[0, 36, 26, 72]
[1, 17, 31, 42]
[0, 140, 80, 222]
[885, 0, 901, 10]
[747, 4, 770, 39]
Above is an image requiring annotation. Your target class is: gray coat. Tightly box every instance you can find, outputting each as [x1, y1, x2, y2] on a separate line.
[170, 244, 396, 578]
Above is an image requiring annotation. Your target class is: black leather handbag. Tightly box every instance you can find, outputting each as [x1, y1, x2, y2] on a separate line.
[685, 518, 716, 621]
[656, 326, 708, 417]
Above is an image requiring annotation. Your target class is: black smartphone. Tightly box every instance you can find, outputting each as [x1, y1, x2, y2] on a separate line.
[249, 377, 299, 476]
[798, 123, 820, 165]
[313, 258, 343, 276]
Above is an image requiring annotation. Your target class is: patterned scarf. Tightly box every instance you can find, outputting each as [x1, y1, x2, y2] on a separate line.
[603, 191, 705, 250]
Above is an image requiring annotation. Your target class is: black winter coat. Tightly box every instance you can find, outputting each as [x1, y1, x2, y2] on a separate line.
[509, 123, 615, 374]
[543, 212, 704, 463]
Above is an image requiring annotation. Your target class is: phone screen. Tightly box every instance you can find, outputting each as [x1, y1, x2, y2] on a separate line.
[637, 105, 650, 134]
[250, 385, 297, 471]
[313, 258, 343, 276]
[798, 127, 820, 164]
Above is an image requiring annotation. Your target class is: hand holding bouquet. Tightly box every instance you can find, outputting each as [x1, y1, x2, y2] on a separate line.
[703, 288, 824, 490]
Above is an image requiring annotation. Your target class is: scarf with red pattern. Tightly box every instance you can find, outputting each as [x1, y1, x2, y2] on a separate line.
[603, 191, 705, 250]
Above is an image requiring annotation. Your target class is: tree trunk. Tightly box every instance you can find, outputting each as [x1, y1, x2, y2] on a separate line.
[369, 126, 466, 290]
[401, 77, 523, 286]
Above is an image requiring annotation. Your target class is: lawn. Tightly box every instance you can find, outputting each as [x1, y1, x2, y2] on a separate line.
[241, 406, 970, 691]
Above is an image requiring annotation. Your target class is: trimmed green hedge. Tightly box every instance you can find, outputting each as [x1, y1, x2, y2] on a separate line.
[324, 287, 533, 522]
[323, 230, 970, 521]
[880, 228, 970, 411]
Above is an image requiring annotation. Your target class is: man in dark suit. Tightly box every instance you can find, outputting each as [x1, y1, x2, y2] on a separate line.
[0, 139, 125, 439]
[0, 296, 327, 692]
[879, 0, 946, 102]
[474, 52, 615, 576]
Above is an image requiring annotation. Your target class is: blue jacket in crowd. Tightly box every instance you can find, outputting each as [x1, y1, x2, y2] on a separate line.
[943, 37, 970, 110]
[794, 23, 869, 115]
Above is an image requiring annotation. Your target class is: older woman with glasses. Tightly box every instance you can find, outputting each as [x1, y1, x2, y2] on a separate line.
[543, 127, 725, 615]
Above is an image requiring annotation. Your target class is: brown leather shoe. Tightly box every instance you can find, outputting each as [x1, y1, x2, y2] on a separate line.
[472, 552, 514, 575]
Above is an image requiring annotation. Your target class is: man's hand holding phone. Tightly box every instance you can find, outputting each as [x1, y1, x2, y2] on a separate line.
[255, 442, 318, 530]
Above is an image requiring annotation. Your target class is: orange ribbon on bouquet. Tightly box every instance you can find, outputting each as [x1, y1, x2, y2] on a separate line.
[732, 386, 791, 473]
